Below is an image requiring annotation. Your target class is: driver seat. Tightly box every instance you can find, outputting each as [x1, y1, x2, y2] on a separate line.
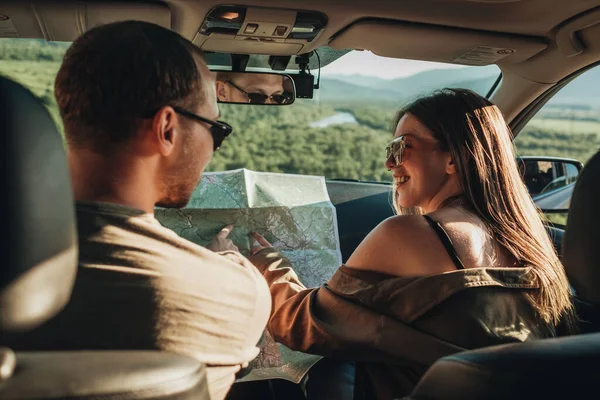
[0, 76, 210, 400]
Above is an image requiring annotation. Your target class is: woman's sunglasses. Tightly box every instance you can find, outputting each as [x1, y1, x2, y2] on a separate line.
[385, 135, 440, 166]
[226, 80, 291, 105]
[385, 136, 408, 166]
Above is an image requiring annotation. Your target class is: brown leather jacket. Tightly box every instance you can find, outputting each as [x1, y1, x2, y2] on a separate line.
[249, 248, 556, 400]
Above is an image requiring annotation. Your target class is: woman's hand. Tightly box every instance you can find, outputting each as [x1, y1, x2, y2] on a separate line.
[206, 225, 239, 253]
[250, 231, 272, 255]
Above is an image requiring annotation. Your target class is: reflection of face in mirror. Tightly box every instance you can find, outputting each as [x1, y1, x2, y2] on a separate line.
[215, 72, 292, 105]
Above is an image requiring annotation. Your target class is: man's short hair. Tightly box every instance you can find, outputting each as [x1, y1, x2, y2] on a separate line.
[55, 20, 205, 150]
[215, 71, 233, 82]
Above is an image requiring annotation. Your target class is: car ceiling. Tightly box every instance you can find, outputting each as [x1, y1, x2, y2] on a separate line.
[2, 0, 600, 122]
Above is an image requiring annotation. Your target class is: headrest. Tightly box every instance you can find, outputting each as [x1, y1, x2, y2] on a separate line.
[563, 150, 600, 305]
[409, 332, 600, 400]
[0, 76, 78, 332]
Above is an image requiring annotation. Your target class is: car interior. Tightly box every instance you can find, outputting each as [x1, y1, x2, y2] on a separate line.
[2, 0, 600, 399]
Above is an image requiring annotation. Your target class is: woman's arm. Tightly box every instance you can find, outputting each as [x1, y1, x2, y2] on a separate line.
[248, 248, 383, 358]
[247, 247, 464, 365]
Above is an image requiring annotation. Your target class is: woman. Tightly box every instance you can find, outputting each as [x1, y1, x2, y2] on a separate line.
[228, 89, 575, 399]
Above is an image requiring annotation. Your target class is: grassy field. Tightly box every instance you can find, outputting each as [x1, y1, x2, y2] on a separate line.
[527, 118, 600, 135]
[515, 117, 600, 163]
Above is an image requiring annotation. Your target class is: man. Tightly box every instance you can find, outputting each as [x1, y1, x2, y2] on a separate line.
[216, 72, 289, 104]
[4, 21, 270, 400]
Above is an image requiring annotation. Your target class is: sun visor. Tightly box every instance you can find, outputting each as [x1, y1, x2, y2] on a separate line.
[329, 20, 547, 66]
[0, 1, 171, 41]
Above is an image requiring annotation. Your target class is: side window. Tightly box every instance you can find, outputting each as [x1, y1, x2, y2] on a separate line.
[515, 67, 600, 166]
[565, 163, 579, 184]
[514, 66, 599, 227]
[0, 39, 67, 134]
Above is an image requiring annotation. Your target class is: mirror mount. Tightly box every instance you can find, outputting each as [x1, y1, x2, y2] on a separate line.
[295, 53, 311, 74]
[230, 54, 249, 72]
[268, 55, 291, 71]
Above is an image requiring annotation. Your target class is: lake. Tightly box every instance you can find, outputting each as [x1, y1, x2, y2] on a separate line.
[310, 112, 358, 128]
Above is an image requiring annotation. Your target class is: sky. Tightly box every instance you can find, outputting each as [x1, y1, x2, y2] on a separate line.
[320, 50, 464, 80]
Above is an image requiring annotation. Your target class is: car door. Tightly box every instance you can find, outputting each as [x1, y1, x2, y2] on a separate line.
[513, 65, 600, 227]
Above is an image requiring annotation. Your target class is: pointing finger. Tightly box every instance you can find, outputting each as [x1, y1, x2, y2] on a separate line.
[251, 232, 272, 248]
[217, 225, 233, 239]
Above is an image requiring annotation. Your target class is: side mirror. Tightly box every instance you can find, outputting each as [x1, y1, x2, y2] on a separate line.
[212, 71, 295, 105]
[517, 156, 584, 209]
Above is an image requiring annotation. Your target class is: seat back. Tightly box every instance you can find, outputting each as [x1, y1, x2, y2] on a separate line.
[0, 76, 77, 333]
[408, 332, 600, 400]
[0, 75, 210, 400]
[563, 149, 600, 331]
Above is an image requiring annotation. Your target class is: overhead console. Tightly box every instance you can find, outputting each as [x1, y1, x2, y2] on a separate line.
[329, 19, 548, 66]
[0, 1, 170, 41]
[193, 5, 327, 56]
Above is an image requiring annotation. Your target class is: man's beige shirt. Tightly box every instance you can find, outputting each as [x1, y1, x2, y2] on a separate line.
[5, 201, 271, 400]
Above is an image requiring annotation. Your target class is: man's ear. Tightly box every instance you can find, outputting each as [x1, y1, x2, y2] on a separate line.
[152, 106, 178, 156]
[216, 81, 228, 102]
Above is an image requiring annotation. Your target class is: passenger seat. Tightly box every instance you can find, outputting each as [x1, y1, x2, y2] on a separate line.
[0, 76, 210, 400]
[405, 332, 600, 399]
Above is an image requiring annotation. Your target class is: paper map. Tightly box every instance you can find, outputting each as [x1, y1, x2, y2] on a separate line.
[155, 169, 343, 383]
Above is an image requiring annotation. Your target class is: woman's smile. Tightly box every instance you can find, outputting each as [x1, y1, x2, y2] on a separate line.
[394, 175, 411, 185]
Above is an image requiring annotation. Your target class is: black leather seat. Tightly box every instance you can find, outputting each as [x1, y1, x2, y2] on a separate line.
[405, 149, 600, 399]
[547, 225, 565, 259]
[0, 76, 210, 399]
[563, 149, 600, 333]
[406, 332, 600, 400]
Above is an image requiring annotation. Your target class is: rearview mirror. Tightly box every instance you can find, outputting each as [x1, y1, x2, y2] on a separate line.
[517, 156, 583, 208]
[213, 71, 295, 105]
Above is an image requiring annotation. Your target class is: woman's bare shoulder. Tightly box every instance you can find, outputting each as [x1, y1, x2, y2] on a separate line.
[345, 214, 434, 276]
[371, 214, 432, 244]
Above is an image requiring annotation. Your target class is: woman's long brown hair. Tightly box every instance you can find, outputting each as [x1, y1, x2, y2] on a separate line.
[393, 88, 575, 328]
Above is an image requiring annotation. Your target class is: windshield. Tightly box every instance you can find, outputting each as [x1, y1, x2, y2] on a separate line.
[211, 51, 500, 181]
[0, 39, 501, 182]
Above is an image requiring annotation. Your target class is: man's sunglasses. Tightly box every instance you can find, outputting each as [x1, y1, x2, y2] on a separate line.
[172, 107, 232, 151]
[144, 107, 232, 151]
[226, 80, 291, 105]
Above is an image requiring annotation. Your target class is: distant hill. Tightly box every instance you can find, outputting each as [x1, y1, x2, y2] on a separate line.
[321, 65, 600, 107]
[324, 74, 391, 90]
[381, 66, 498, 94]
[321, 66, 499, 103]
[318, 78, 402, 103]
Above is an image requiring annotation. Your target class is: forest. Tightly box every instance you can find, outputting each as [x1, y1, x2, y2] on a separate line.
[2, 38, 599, 183]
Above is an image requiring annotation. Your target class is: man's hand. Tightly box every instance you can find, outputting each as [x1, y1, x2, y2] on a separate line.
[206, 225, 239, 252]
[250, 231, 272, 255]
